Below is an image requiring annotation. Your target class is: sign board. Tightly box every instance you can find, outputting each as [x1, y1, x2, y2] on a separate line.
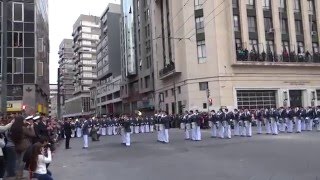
[7, 101, 22, 112]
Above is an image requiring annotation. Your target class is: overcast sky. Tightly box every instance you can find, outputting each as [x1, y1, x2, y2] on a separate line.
[48, 0, 120, 84]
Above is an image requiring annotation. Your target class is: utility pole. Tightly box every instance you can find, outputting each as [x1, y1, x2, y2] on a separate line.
[1, 0, 8, 117]
[206, 88, 210, 113]
[57, 68, 61, 119]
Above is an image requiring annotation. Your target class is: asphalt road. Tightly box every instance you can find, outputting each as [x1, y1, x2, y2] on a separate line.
[50, 129, 320, 180]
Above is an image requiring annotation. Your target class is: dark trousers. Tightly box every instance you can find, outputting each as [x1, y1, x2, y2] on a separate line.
[3, 146, 16, 177]
[0, 156, 5, 178]
[33, 170, 53, 180]
[65, 136, 70, 149]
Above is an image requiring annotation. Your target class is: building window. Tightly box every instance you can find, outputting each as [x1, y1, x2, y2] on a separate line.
[307, 0, 314, 13]
[38, 62, 43, 76]
[171, 88, 174, 96]
[237, 90, 276, 110]
[232, 0, 238, 8]
[197, 40, 207, 63]
[13, 58, 22, 73]
[13, 2, 24, 22]
[249, 39, 259, 52]
[282, 41, 290, 52]
[248, 16, 257, 32]
[317, 90, 320, 101]
[165, 90, 168, 97]
[294, 0, 301, 12]
[195, 16, 204, 33]
[297, 41, 304, 53]
[203, 103, 207, 109]
[144, 76, 150, 88]
[295, 20, 303, 35]
[310, 21, 317, 33]
[279, 0, 286, 10]
[233, 15, 240, 32]
[195, 0, 202, 10]
[235, 38, 242, 50]
[266, 40, 274, 53]
[247, 0, 255, 9]
[263, 0, 271, 10]
[264, 18, 273, 32]
[165, 104, 169, 114]
[281, 19, 288, 34]
[38, 38, 44, 52]
[13, 32, 23, 47]
[177, 86, 181, 94]
[199, 82, 208, 91]
[312, 43, 319, 53]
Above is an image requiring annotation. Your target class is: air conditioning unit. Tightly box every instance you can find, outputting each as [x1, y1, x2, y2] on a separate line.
[311, 31, 317, 36]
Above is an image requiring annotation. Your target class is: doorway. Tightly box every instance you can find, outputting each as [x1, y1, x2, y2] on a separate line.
[289, 90, 302, 108]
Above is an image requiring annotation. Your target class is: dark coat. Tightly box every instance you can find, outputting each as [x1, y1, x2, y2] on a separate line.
[64, 122, 72, 138]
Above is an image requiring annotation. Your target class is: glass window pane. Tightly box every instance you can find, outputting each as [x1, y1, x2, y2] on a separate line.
[13, 3, 23, 22]
[24, 58, 34, 73]
[24, 3, 34, 22]
[24, 33, 34, 47]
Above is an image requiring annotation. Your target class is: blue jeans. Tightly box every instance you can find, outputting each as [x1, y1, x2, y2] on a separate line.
[3, 146, 16, 177]
[33, 170, 53, 180]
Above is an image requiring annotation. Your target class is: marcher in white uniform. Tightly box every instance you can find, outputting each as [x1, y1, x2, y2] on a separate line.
[256, 109, 263, 134]
[239, 109, 246, 136]
[270, 108, 279, 135]
[244, 109, 252, 137]
[315, 107, 320, 131]
[149, 117, 154, 133]
[182, 111, 190, 140]
[217, 109, 225, 139]
[162, 112, 170, 143]
[194, 110, 202, 141]
[121, 115, 131, 147]
[224, 109, 232, 139]
[209, 110, 218, 138]
[306, 107, 314, 131]
[82, 119, 89, 149]
[75, 119, 83, 138]
[294, 107, 302, 133]
[286, 108, 294, 133]
[264, 109, 272, 135]
[233, 109, 240, 136]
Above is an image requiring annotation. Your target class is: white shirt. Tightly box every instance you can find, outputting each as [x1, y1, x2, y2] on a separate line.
[35, 150, 52, 174]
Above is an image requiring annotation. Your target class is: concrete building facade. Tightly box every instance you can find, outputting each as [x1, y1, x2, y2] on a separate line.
[0, 0, 50, 115]
[49, 84, 58, 118]
[152, 0, 320, 114]
[64, 15, 100, 117]
[96, 4, 122, 116]
[58, 39, 74, 116]
[120, 0, 155, 115]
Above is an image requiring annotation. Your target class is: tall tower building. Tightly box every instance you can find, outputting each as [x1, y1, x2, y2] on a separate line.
[0, 0, 50, 115]
[64, 15, 100, 117]
[58, 39, 74, 116]
[120, 0, 155, 114]
[96, 3, 122, 115]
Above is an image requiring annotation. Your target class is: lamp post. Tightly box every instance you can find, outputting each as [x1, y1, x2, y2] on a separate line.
[1, 0, 8, 117]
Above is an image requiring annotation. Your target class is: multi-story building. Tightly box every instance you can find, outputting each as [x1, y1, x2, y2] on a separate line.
[0, 0, 50, 115]
[64, 15, 100, 118]
[96, 3, 122, 115]
[49, 84, 58, 118]
[152, 0, 320, 114]
[58, 39, 74, 116]
[120, 0, 155, 114]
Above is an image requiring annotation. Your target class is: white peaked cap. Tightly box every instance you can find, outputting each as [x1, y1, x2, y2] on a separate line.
[25, 116, 34, 120]
[33, 116, 40, 120]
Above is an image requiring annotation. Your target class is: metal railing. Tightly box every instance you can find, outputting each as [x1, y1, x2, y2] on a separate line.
[159, 63, 175, 78]
[236, 50, 320, 64]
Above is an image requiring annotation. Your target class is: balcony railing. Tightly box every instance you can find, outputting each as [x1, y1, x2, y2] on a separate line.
[235, 49, 320, 64]
[159, 62, 175, 78]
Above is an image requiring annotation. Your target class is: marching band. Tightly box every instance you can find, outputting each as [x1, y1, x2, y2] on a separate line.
[62, 106, 320, 148]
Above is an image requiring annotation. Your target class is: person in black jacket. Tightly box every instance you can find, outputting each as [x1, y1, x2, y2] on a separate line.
[64, 119, 72, 149]
[162, 112, 170, 143]
[33, 116, 49, 144]
[122, 116, 132, 147]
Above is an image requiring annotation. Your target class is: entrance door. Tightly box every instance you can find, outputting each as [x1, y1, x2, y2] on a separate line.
[289, 90, 302, 108]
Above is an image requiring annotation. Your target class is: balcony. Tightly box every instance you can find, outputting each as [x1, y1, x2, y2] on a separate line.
[159, 62, 179, 79]
[234, 49, 320, 67]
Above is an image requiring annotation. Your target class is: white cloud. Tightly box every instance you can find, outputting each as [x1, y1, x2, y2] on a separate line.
[49, 0, 120, 83]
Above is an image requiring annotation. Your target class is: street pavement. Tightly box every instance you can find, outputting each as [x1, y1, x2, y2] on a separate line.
[50, 129, 320, 180]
